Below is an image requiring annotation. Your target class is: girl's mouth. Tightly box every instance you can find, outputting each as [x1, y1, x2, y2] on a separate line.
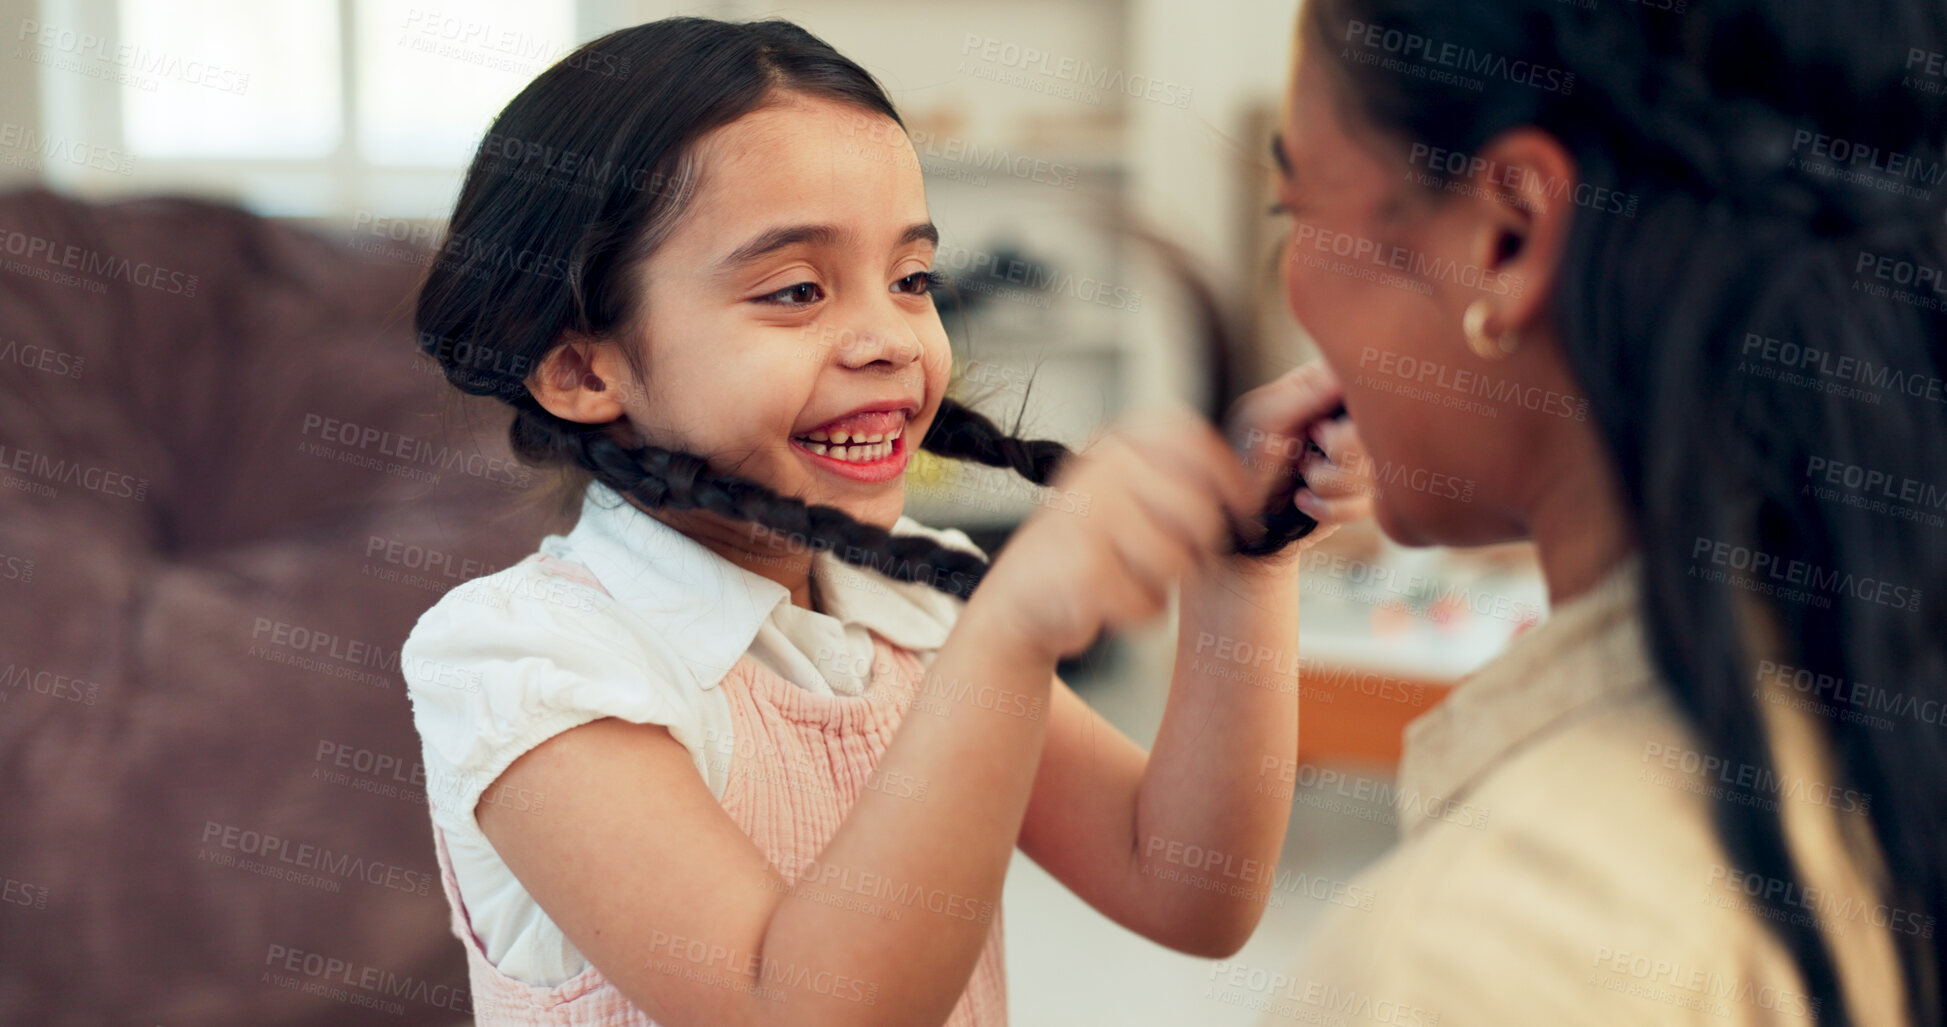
[789, 422, 908, 484]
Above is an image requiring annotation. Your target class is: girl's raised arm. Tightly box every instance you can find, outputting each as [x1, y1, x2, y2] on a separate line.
[478, 405, 1255, 1027]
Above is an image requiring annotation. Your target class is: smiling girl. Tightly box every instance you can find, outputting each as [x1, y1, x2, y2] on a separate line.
[401, 17, 1365, 1027]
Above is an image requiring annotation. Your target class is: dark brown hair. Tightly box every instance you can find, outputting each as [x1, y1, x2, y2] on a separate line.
[1306, 1, 1947, 1021]
[416, 16, 1307, 603]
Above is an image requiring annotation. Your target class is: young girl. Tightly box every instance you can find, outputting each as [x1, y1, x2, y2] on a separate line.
[402, 17, 1365, 1027]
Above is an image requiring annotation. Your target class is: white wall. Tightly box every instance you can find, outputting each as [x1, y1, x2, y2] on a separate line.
[0, 0, 44, 189]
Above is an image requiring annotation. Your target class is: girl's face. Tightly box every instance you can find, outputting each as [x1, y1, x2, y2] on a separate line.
[1273, 40, 1574, 548]
[619, 95, 950, 534]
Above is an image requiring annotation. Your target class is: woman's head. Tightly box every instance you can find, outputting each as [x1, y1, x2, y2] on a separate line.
[1276, 1, 1947, 1021]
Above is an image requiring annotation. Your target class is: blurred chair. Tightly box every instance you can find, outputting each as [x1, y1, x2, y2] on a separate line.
[0, 188, 557, 1026]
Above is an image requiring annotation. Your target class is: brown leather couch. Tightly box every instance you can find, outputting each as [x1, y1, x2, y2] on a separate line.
[0, 188, 560, 1026]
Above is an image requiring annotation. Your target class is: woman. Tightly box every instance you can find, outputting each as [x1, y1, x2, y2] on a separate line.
[1255, 1, 1946, 1024]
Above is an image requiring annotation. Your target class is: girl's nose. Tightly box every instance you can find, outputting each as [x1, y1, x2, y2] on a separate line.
[832, 311, 924, 369]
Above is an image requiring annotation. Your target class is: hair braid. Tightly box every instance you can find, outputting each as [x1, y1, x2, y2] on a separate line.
[918, 396, 1069, 484]
[556, 419, 993, 600]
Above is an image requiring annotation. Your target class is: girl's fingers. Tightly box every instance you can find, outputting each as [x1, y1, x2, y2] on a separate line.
[1143, 410, 1255, 525]
[1227, 361, 1347, 518]
[1228, 361, 1345, 451]
[1310, 417, 1367, 469]
[1296, 488, 1373, 526]
[1294, 457, 1368, 502]
[1125, 473, 1231, 569]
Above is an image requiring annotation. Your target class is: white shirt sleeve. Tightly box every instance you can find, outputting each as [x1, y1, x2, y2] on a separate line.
[402, 563, 705, 842]
[401, 559, 711, 986]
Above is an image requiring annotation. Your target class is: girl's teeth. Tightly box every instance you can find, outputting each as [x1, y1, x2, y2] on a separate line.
[793, 425, 900, 463]
[797, 438, 894, 463]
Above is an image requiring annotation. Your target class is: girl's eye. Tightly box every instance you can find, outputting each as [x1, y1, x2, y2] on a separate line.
[760, 282, 824, 306]
[893, 271, 941, 296]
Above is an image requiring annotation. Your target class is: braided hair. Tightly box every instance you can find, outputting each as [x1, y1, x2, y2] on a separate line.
[1307, 0, 1947, 1022]
[417, 16, 1309, 606]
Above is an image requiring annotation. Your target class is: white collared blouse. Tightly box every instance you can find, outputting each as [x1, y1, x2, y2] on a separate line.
[401, 481, 988, 986]
[1276, 555, 1906, 1026]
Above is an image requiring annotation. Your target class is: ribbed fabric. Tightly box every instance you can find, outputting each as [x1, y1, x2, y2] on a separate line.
[429, 631, 1009, 1027]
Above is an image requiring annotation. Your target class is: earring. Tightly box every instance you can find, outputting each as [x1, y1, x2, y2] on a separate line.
[1463, 299, 1519, 360]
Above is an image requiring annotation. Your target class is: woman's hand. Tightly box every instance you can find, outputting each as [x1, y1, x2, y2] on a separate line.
[1224, 360, 1374, 558]
[974, 403, 1255, 663]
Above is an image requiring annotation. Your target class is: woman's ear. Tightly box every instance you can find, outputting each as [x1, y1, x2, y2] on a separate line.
[526, 335, 634, 425]
[1460, 128, 1576, 342]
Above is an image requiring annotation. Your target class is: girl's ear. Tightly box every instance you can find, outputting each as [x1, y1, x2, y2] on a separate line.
[526, 335, 635, 425]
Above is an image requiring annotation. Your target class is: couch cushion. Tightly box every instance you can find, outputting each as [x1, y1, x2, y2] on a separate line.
[0, 188, 561, 1026]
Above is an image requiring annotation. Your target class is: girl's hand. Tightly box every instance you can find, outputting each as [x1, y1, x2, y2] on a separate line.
[975, 404, 1255, 663]
[1225, 360, 1374, 554]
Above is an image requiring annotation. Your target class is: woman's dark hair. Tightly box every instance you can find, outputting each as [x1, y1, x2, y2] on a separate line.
[1305, 1, 1947, 1022]
[417, 16, 1308, 605]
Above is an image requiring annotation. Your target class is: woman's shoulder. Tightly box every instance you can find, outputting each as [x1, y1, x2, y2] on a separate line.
[1293, 692, 1813, 1025]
